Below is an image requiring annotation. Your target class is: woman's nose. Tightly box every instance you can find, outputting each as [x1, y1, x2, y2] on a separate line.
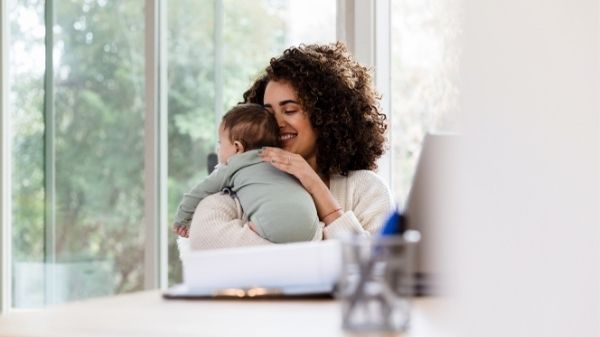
[274, 114, 286, 128]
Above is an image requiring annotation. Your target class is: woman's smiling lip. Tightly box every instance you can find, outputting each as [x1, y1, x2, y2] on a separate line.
[280, 133, 297, 141]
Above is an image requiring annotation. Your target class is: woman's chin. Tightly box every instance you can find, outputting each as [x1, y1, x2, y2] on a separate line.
[281, 143, 295, 153]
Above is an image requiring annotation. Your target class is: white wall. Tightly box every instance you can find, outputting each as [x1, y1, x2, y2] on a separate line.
[447, 0, 600, 336]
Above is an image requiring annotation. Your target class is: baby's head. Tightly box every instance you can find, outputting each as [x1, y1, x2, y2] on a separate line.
[217, 103, 281, 164]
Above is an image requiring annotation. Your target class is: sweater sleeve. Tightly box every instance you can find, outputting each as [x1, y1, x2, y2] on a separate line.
[323, 171, 394, 240]
[187, 192, 324, 251]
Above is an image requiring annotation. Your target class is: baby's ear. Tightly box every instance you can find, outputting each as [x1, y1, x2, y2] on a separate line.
[233, 141, 245, 153]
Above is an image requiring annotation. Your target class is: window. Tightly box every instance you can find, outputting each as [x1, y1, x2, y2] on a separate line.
[390, 0, 460, 201]
[7, 0, 336, 308]
[10, 0, 146, 308]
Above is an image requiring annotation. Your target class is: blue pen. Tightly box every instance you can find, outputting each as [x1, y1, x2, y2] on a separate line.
[379, 209, 405, 236]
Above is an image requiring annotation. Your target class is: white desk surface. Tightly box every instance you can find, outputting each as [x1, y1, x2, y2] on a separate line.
[0, 291, 450, 337]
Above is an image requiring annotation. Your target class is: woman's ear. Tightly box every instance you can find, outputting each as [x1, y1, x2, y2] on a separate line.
[233, 141, 245, 154]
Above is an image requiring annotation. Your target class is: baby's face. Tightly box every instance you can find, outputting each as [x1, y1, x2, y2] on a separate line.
[217, 125, 238, 164]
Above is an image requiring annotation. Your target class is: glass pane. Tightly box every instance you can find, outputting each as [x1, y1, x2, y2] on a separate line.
[52, 0, 146, 299]
[166, 0, 336, 285]
[10, 0, 146, 308]
[10, 0, 46, 308]
[390, 0, 460, 201]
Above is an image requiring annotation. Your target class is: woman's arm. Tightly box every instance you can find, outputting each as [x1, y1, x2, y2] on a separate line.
[188, 193, 270, 250]
[259, 148, 394, 238]
[187, 193, 323, 251]
[324, 171, 395, 239]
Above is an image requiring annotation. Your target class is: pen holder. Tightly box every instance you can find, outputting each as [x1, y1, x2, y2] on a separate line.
[337, 231, 420, 332]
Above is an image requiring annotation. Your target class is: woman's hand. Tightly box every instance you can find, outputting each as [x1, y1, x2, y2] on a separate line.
[258, 147, 322, 194]
[258, 147, 343, 225]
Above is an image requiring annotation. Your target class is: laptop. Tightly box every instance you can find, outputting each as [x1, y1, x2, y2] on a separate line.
[404, 132, 459, 295]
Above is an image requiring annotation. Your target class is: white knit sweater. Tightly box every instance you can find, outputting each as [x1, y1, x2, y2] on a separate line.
[185, 170, 394, 251]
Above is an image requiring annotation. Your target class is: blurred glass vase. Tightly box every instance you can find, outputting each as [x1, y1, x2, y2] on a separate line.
[337, 231, 420, 332]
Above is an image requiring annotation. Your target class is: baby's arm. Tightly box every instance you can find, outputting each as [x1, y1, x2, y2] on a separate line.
[172, 166, 231, 236]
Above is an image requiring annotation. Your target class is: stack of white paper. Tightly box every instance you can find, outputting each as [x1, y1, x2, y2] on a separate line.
[182, 240, 342, 294]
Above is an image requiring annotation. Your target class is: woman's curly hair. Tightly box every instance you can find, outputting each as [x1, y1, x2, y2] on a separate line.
[242, 42, 387, 176]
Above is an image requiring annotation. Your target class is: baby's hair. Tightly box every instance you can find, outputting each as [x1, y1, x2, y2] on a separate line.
[221, 103, 281, 150]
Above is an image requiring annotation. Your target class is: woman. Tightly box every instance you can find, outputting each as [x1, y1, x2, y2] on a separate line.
[188, 42, 394, 250]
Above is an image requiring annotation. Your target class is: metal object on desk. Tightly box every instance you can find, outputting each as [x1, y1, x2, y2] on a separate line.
[337, 229, 420, 332]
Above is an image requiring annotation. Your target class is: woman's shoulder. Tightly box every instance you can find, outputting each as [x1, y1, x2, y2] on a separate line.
[331, 170, 395, 223]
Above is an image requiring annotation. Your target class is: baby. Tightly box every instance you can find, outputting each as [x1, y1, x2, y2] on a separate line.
[172, 103, 319, 243]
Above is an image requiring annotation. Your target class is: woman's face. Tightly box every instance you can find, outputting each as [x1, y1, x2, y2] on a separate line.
[263, 80, 318, 164]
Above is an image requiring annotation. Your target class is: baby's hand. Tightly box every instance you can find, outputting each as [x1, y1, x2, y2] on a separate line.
[172, 223, 190, 238]
[248, 222, 259, 234]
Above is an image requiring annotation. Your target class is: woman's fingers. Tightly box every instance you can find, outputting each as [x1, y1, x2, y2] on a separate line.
[268, 156, 294, 175]
[259, 147, 328, 198]
[258, 147, 320, 193]
[259, 147, 296, 169]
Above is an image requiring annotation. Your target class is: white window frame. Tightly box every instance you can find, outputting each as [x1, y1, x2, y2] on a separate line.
[337, 0, 393, 192]
[144, 0, 168, 290]
[1, 0, 12, 314]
